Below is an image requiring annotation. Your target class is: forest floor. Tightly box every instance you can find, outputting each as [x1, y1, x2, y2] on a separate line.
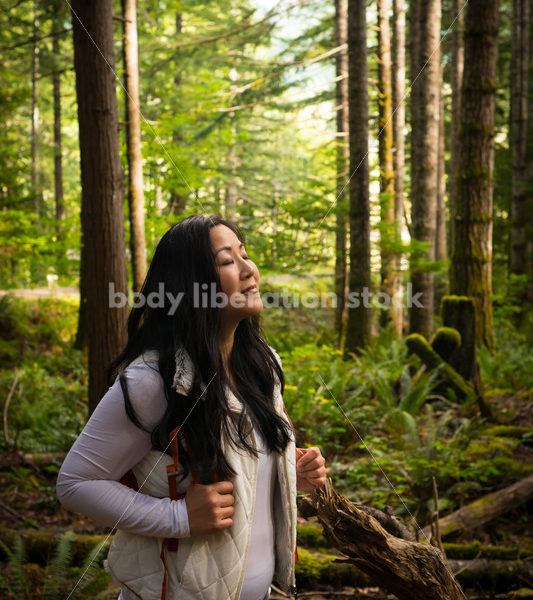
[0, 455, 531, 600]
[0, 293, 531, 599]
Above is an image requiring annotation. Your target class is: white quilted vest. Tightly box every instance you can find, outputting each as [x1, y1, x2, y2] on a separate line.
[104, 347, 297, 600]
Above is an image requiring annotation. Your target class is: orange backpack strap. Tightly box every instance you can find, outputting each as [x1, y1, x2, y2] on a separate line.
[165, 425, 188, 554]
[161, 425, 209, 598]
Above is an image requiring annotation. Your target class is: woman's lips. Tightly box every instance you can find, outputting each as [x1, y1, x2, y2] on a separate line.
[241, 285, 258, 294]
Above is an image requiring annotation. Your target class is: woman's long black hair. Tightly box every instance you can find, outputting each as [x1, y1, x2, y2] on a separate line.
[108, 214, 292, 483]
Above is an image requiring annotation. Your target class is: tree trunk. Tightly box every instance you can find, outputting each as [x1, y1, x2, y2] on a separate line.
[122, 0, 147, 293]
[271, 177, 278, 269]
[74, 238, 88, 351]
[391, 0, 406, 337]
[345, 0, 372, 355]
[71, 0, 129, 414]
[226, 117, 237, 225]
[52, 28, 65, 229]
[510, 0, 530, 277]
[422, 474, 533, 539]
[440, 296, 477, 380]
[377, 0, 398, 335]
[527, 9, 533, 306]
[440, 295, 491, 416]
[435, 67, 447, 313]
[169, 190, 185, 215]
[408, 0, 441, 339]
[450, 0, 499, 351]
[334, 0, 349, 346]
[31, 0, 40, 225]
[449, 0, 464, 255]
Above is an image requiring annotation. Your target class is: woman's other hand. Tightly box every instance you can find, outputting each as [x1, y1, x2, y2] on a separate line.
[185, 480, 235, 536]
[295, 447, 326, 491]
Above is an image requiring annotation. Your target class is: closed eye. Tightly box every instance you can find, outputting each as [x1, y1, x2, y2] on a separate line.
[221, 255, 249, 265]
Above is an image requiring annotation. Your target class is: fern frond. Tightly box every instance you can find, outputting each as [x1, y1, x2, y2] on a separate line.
[42, 530, 75, 600]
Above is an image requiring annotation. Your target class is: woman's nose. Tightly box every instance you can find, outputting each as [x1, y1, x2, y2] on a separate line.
[239, 258, 254, 277]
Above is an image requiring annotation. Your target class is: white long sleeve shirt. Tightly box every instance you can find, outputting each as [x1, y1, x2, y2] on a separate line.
[57, 361, 276, 600]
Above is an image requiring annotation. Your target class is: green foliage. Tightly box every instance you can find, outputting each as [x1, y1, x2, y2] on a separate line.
[478, 329, 533, 391]
[281, 343, 367, 454]
[0, 296, 86, 453]
[371, 369, 441, 445]
[0, 536, 31, 600]
[0, 532, 115, 600]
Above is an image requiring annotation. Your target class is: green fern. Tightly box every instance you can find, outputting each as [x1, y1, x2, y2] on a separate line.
[0, 537, 31, 600]
[0, 531, 114, 600]
[70, 538, 111, 599]
[42, 530, 75, 600]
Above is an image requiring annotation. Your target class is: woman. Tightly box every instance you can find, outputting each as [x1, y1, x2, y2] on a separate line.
[57, 215, 326, 600]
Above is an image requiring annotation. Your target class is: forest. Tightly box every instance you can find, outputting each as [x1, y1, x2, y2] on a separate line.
[0, 0, 532, 597]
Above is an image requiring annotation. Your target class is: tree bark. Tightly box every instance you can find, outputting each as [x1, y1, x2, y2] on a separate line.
[527, 8, 533, 306]
[345, 0, 372, 355]
[391, 0, 406, 337]
[408, 0, 441, 339]
[377, 0, 399, 335]
[422, 474, 533, 539]
[449, 0, 499, 351]
[52, 27, 65, 229]
[71, 0, 129, 414]
[226, 116, 238, 225]
[310, 479, 466, 600]
[271, 176, 278, 269]
[449, 0, 464, 255]
[122, 0, 147, 293]
[435, 66, 447, 312]
[31, 0, 40, 225]
[73, 239, 88, 351]
[334, 0, 349, 346]
[510, 0, 530, 277]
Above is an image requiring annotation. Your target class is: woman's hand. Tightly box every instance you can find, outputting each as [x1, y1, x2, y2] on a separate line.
[295, 447, 326, 491]
[185, 481, 235, 536]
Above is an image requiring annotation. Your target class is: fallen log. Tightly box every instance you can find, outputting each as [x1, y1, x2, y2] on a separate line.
[422, 474, 533, 539]
[0, 451, 66, 469]
[449, 558, 533, 590]
[296, 523, 528, 561]
[310, 479, 466, 600]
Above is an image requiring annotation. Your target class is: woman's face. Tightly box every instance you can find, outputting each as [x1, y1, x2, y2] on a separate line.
[210, 224, 263, 322]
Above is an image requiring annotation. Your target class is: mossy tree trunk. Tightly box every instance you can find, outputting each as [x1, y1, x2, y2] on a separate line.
[441, 295, 490, 416]
[422, 474, 533, 539]
[449, 0, 500, 351]
[440, 296, 476, 381]
[408, 0, 441, 339]
[345, 0, 372, 355]
[334, 0, 349, 346]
